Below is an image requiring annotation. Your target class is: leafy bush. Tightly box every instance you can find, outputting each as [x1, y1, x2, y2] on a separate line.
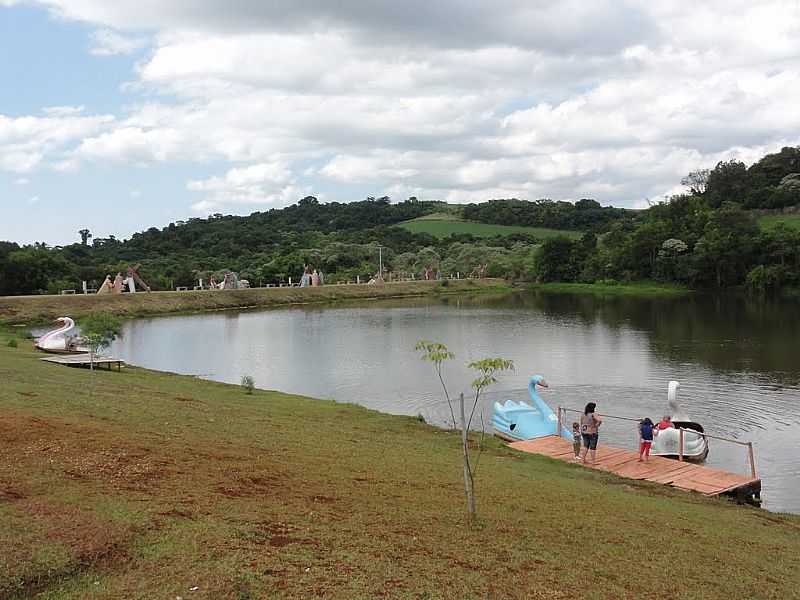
[80, 313, 123, 369]
[6, 338, 18, 348]
[241, 375, 255, 394]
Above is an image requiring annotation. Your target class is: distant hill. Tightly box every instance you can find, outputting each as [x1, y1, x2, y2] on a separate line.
[0, 195, 622, 295]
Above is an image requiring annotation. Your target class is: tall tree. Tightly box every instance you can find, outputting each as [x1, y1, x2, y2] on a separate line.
[78, 229, 92, 246]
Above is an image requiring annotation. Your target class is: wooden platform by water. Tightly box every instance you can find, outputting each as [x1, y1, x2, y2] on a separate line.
[40, 353, 125, 371]
[510, 435, 761, 502]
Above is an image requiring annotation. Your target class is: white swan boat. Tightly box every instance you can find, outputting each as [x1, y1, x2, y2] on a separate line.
[35, 316, 90, 354]
[650, 381, 709, 462]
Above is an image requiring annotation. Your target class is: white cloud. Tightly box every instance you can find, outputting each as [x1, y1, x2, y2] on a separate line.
[28, 195, 40, 204]
[89, 29, 148, 56]
[52, 157, 80, 172]
[0, 111, 113, 173]
[14, 177, 29, 185]
[42, 105, 86, 116]
[6, 1, 800, 214]
[187, 161, 309, 212]
[76, 126, 184, 164]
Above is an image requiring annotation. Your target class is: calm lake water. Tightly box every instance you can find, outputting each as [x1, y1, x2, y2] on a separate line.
[110, 290, 800, 514]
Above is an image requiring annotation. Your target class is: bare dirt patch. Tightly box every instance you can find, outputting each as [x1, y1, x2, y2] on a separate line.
[0, 485, 25, 502]
[310, 494, 336, 504]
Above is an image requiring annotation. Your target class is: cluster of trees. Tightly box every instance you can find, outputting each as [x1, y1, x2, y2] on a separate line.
[537, 200, 800, 290]
[2, 147, 798, 296]
[687, 146, 800, 209]
[536, 147, 800, 292]
[462, 198, 635, 231]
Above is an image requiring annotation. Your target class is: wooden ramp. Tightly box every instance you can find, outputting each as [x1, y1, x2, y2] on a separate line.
[40, 353, 125, 371]
[510, 435, 760, 499]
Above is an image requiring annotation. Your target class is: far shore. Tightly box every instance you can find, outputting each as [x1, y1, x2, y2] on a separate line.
[528, 281, 692, 297]
[0, 278, 511, 325]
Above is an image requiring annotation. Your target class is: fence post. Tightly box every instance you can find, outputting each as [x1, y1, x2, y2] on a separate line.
[557, 406, 562, 438]
[678, 428, 684, 462]
[747, 442, 757, 479]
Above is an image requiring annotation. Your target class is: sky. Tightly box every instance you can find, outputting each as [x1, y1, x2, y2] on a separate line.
[1, 1, 799, 245]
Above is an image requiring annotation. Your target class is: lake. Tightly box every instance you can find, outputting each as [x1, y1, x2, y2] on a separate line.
[110, 290, 800, 513]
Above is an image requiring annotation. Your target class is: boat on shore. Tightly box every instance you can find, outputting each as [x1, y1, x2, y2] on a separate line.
[650, 381, 709, 462]
[35, 316, 90, 354]
[492, 375, 571, 442]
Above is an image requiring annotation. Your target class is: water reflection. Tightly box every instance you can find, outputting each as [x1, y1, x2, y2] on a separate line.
[111, 290, 800, 513]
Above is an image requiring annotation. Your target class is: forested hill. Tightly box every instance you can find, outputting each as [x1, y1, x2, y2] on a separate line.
[1, 146, 799, 296]
[97, 196, 437, 259]
[0, 195, 628, 295]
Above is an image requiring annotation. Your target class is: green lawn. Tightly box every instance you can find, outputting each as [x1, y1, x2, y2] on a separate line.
[398, 213, 581, 240]
[758, 213, 800, 232]
[1, 326, 799, 599]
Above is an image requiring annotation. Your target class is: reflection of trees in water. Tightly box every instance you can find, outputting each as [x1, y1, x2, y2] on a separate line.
[493, 291, 800, 385]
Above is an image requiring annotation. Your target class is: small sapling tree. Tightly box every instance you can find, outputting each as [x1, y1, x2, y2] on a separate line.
[414, 341, 457, 429]
[80, 313, 122, 370]
[417, 341, 513, 523]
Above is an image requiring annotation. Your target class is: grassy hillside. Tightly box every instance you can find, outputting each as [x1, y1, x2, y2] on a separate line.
[758, 213, 800, 231]
[398, 213, 582, 240]
[1, 328, 799, 599]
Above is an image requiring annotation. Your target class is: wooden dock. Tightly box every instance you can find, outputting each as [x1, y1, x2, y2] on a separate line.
[510, 435, 761, 503]
[40, 353, 125, 371]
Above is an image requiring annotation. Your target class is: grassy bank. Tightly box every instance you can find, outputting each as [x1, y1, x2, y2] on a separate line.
[0, 279, 508, 325]
[1, 330, 798, 599]
[528, 281, 692, 297]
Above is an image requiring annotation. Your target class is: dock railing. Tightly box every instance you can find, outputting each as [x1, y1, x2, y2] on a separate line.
[558, 406, 757, 480]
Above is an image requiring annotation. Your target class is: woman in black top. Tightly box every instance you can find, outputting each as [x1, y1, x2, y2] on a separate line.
[580, 402, 602, 464]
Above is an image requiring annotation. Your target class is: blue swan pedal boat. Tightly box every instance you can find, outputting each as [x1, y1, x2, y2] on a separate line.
[492, 375, 571, 442]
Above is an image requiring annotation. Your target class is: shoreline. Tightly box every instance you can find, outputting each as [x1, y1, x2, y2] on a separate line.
[527, 281, 692, 297]
[0, 278, 510, 325]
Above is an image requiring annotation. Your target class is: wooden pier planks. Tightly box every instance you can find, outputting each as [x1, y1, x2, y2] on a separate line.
[40, 354, 125, 371]
[509, 436, 758, 498]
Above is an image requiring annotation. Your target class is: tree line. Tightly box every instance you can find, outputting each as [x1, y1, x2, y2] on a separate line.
[535, 147, 800, 292]
[1, 147, 798, 295]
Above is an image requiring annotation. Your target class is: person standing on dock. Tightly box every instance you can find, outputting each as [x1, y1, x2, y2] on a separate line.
[638, 418, 655, 462]
[571, 422, 581, 461]
[580, 402, 602, 464]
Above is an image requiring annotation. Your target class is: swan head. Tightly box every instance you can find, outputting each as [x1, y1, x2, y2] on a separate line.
[668, 380, 680, 404]
[531, 375, 548, 388]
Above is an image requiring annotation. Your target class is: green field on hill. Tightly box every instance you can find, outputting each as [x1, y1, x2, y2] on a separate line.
[758, 213, 800, 231]
[398, 213, 582, 240]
